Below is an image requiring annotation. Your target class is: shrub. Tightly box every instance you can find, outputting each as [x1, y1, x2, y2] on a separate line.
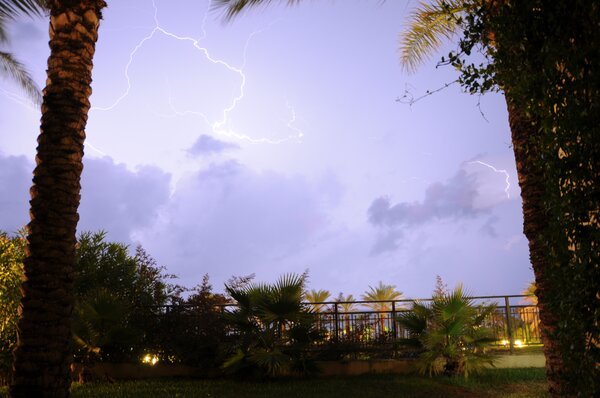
[397, 284, 497, 378]
[222, 273, 324, 378]
[144, 275, 228, 370]
[0, 231, 26, 378]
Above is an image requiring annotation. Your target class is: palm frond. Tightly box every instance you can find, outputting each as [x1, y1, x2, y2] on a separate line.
[212, 0, 303, 21]
[0, 0, 47, 20]
[0, 50, 41, 104]
[0, 17, 9, 43]
[399, 0, 467, 73]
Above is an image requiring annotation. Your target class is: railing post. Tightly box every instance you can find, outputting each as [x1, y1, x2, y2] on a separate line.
[391, 301, 397, 339]
[334, 302, 340, 344]
[504, 296, 514, 353]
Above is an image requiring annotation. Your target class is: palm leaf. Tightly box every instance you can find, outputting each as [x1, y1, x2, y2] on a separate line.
[213, 0, 303, 21]
[0, 50, 41, 104]
[399, 0, 467, 73]
[0, 0, 46, 19]
[248, 347, 291, 376]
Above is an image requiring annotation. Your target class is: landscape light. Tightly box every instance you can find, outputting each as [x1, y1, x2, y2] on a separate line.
[142, 354, 159, 366]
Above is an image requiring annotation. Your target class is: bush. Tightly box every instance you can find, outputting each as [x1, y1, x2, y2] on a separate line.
[221, 273, 325, 378]
[397, 285, 497, 378]
[143, 275, 228, 370]
[0, 230, 182, 370]
[0, 231, 26, 378]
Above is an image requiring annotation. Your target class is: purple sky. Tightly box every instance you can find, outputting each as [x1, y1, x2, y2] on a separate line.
[0, 0, 533, 298]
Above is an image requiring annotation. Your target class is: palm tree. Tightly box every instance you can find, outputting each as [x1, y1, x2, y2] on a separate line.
[335, 292, 357, 336]
[305, 289, 330, 312]
[397, 285, 497, 378]
[361, 281, 403, 335]
[0, 0, 44, 103]
[399, 4, 566, 392]
[214, 1, 570, 394]
[522, 281, 537, 306]
[4, 0, 108, 396]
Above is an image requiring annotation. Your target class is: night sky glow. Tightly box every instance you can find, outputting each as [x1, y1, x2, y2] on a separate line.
[0, 0, 533, 298]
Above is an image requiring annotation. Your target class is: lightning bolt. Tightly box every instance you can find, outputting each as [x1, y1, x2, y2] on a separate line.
[468, 160, 510, 199]
[92, 0, 304, 145]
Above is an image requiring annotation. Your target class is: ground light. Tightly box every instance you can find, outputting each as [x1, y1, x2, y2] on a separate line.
[142, 354, 159, 366]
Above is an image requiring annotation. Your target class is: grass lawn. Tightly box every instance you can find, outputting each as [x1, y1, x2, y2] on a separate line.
[1, 368, 548, 398]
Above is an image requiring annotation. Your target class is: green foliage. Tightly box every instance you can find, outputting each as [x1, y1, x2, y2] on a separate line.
[222, 273, 323, 378]
[147, 275, 228, 369]
[448, 1, 600, 394]
[72, 289, 138, 363]
[0, 0, 46, 103]
[0, 230, 180, 369]
[399, 0, 468, 73]
[72, 231, 179, 363]
[0, 231, 26, 373]
[397, 285, 496, 378]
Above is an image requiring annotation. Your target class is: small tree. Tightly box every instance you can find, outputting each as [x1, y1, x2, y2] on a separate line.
[147, 274, 228, 370]
[398, 284, 496, 378]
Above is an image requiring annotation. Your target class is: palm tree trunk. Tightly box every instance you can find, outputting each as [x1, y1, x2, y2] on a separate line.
[506, 99, 570, 397]
[10, 2, 106, 397]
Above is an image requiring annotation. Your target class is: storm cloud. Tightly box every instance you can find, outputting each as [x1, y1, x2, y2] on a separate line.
[187, 134, 240, 156]
[138, 160, 335, 286]
[78, 157, 171, 242]
[368, 168, 489, 255]
[0, 153, 170, 242]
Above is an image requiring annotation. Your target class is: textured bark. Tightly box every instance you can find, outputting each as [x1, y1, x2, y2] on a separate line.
[10, 1, 106, 397]
[507, 100, 571, 397]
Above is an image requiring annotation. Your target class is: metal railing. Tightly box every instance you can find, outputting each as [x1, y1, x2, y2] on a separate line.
[305, 295, 541, 352]
[150, 294, 541, 354]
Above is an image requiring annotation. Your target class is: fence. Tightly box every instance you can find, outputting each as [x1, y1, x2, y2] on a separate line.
[305, 295, 541, 353]
[152, 294, 540, 355]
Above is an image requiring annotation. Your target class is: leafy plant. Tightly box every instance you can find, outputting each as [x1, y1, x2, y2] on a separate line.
[147, 275, 228, 370]
[72, 289, 139, 364]
[0, 231, 26, 376]
[222, 273, 323, 378]
[397, 284, 496, 378]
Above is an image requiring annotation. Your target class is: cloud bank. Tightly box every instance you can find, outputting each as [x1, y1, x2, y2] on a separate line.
[368, 168, 492, 255]
[138, 160, 335, 286]
[187, 135, 239, 156]
[0, 154, 170, 242]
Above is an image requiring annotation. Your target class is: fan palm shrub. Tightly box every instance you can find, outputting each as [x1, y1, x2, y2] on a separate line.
[397, 285, 497, 378]
[222, 273, 324, 378]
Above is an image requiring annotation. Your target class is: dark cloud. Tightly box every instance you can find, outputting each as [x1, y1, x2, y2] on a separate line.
[0, 153, 171, 242]
[368, 169, 487, 255]
[0, 154, 32, 233]
[79, 157, 171, 242]
[187, 135, 239, 156]
[369, 169, 482, 228]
